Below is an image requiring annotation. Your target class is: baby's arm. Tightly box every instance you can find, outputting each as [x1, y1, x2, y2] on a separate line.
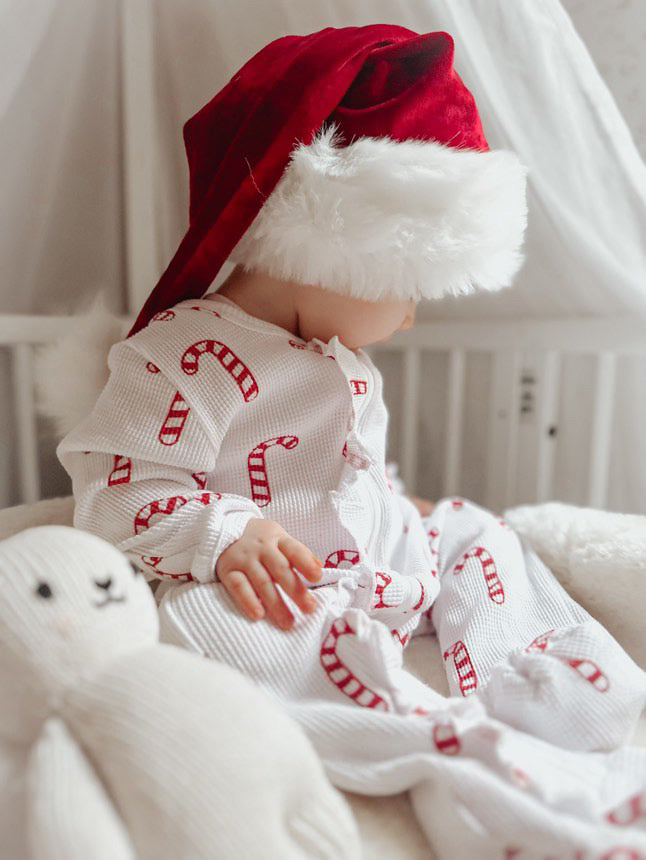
[58, 341, 320, 629]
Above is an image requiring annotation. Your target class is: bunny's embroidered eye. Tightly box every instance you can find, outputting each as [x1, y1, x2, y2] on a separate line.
[36, 582, 53, 599]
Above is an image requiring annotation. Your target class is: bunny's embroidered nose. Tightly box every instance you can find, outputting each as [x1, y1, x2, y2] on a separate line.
[95, 577, 113, 591]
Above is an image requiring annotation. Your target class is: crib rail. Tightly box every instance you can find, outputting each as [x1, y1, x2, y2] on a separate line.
[1, 313, 645, 510]
[374, 316, 646, 512]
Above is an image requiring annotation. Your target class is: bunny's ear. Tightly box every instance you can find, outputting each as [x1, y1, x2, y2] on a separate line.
[27, 716, 134, 859]
[34, 296, 128, 439]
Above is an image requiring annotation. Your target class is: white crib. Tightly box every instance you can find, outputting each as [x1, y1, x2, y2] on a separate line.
[2, 312, 644, 514]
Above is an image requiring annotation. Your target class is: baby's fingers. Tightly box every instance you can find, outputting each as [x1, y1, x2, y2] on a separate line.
[262, 548, 318, 616]
[220, 570, 265, 622]
[277, 536, 323, 583]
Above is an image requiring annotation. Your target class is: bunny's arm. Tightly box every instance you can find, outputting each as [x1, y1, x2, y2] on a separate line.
[27, 716, 135, 860]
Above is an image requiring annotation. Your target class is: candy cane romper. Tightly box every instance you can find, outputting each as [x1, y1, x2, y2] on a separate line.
[59, 294, 646, 856]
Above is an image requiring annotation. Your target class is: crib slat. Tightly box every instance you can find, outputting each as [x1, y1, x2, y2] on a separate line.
[535, 351, 560, 502]
[485, 350, 521, 512]
[587, 352, 617, 508]
[442, 349, 465, 497]
[11, 344, 40, 504]
[400, 349, 420, 492]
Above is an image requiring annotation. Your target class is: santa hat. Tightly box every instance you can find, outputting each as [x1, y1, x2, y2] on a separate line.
[130, 25, 527, 335]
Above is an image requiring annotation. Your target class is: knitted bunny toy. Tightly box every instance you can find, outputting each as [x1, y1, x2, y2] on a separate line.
[0, 526, 360, 860]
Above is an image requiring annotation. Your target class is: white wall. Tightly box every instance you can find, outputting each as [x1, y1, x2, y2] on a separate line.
[562, 0, 646, 159]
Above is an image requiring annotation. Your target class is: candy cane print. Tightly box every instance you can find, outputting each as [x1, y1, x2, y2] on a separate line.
[558, 657, 610, 692]
[427, 526, 440, 560]
[181, 340, 258, 402]
[288, 339, 326, 356]
[374, 571, 396, 609]
[525, 629, 555, 653]
[192, 472, 207, 489]
[140, 555, 194, 583]
[288, 339, 307, 351]
[189, 305, 221, 318]
[432, 722, 461, 756]
[247, 435, 298, 507]
[146, 362, 160, 373]
[606, 791, 646, 827]
[134, 493, 215, 535]
[107, 455, 132, 486]
[324, 550, 360, 568]
[320, 617, 390, 711]
[134, 495, 188, 534]
[151, 310, 176, 322]
[442, 640, 478, 696]
[453, 546, 505, 605]
[349, 379, 367, 395]
[158, 391, 190, 446]
[390, 629, 410, 648]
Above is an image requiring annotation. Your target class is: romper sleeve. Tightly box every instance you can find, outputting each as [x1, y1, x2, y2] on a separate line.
[57, 339, 262, 584]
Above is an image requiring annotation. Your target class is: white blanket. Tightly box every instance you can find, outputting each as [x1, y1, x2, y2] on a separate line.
[2, 495, 644, 857]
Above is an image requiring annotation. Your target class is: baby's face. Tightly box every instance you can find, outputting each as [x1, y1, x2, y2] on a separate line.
[296, 287, 416, 350]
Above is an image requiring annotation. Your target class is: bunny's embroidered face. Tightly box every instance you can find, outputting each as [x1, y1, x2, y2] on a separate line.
[0, 526, 159, 711]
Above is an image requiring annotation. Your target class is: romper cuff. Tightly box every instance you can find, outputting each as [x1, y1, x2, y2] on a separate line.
[192, 509, 261, 583]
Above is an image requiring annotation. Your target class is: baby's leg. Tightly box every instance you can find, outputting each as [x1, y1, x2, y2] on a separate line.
[158, 579, 646, 856]
[427, 498, 646, 751]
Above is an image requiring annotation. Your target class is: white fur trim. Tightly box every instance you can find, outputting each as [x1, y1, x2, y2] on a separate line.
[34, 298, 127, 438]
[230, 127, 528, 302]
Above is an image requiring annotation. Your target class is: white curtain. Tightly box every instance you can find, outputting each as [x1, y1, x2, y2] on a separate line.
[1, 0, 645, 507]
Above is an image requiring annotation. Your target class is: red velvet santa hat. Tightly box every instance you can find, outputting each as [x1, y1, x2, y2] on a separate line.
[130, 25, 527, 335]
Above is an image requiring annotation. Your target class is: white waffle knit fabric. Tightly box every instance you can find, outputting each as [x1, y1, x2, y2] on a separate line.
[58, 295, 646, 858]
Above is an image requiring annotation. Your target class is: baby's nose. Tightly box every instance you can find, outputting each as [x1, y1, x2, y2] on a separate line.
[94, 577, 113, 591]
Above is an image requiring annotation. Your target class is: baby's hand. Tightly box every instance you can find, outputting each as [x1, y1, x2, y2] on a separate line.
[215, 518, 323, 630]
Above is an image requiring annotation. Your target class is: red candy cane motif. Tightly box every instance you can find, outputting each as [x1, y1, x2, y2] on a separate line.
[525, 629, 555, 653]
[349, 379, 367, 395]
[140, 556, 194, 583]
[181, 340, 258, 402]
[428, 526, 440, 558]
[320, 617, 390, 710]
[107, 455, 132, 486]
[192, 472, 207, 489]
[442, 640, 478, 696]
[454, 546, 505, 605]
[134, 493, 214, 535]
[432, 723, 461, 756]
[288, 339, 333, 358]
[558, 657, 610, 692]
[189, 305, 221, 318]
[413, 581, 426, 610]
[146, 362, 160, 373]
[325, 550, 360, 568]
[606, 791, 646, 827]
[374, 571, 396, 609]
[391, 629, 410, 648]
[134, 495, 188, 534]
[247, 435, 299, 507]
[151, 310, 175, 322]
[158, 391, 190, 446]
